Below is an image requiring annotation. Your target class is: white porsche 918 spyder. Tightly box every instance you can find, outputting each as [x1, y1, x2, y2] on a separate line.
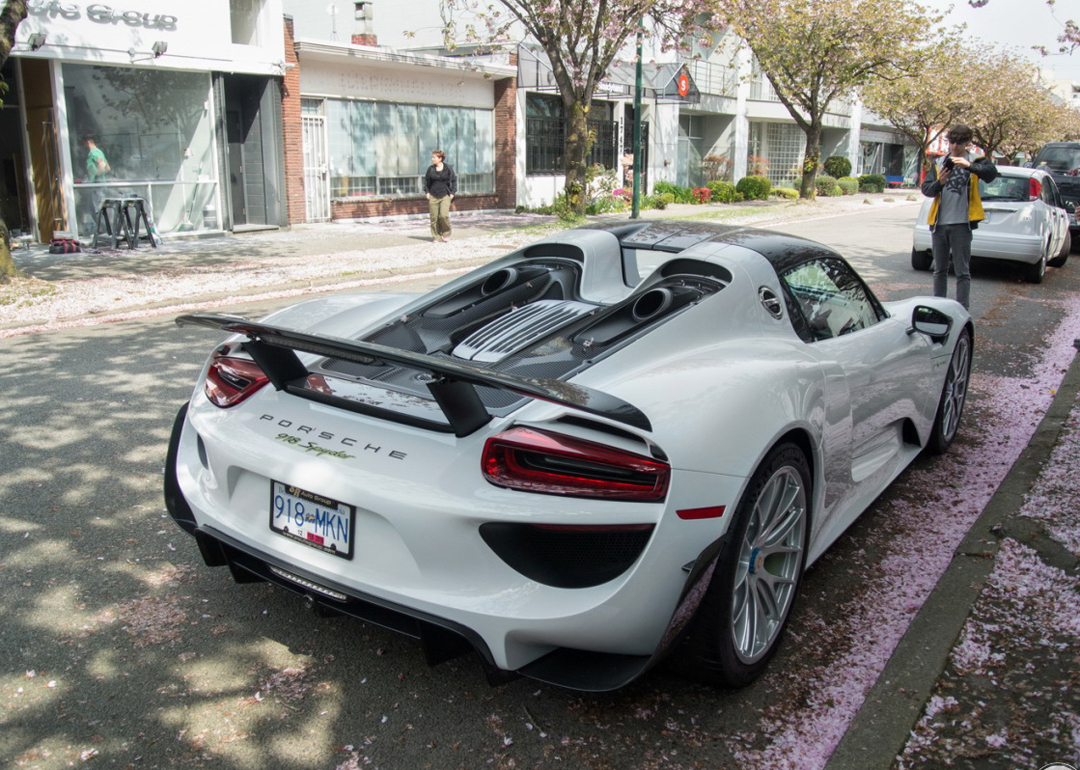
[165, 220, 972, 692]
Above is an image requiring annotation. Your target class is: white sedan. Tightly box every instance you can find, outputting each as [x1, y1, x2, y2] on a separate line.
[912, 165, 1070, 283]
[166, 221, 972, 691]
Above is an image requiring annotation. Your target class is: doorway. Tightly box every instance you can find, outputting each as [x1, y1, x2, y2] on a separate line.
[220, 74, 283, 230]
[0, 60, 30, 236]
[19, 58, 65, 242]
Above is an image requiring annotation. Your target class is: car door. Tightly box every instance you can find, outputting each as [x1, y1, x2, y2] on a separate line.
[1043, 174, 1069, 254]
[781, 257, 935, 538]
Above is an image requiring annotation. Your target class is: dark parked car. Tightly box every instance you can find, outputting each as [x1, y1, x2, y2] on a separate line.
[1031, 141, 1080, 250]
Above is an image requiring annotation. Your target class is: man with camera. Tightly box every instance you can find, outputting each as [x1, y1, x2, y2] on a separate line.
[920, 124, 999, 310]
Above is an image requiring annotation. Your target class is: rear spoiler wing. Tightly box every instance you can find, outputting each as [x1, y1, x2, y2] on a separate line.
[176, 313, 651, 437]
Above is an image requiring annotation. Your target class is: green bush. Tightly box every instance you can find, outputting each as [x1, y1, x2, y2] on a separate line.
[773, 187, 798, 200]
[735, 175, 772, 201]
[814, 175, 841, 197]
[654, 181, 695, 204]
[858, 174, 886, 193]
[585, 196, 625, 215]
[707, 180, 739, 203]
[837, 177, 859, 196]
[823, 155, 852, 179]
[643, 192, 676, 210]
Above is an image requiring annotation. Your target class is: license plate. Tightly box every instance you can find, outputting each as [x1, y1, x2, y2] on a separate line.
[270, 481, 355, 559]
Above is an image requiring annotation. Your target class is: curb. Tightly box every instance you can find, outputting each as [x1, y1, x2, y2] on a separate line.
[824, 344, 1080, 770]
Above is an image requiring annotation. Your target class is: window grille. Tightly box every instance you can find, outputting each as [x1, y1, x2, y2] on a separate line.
[526, 117, 619, 174]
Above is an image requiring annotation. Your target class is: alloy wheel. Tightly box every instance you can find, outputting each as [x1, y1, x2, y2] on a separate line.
[731, 465, 807, 664]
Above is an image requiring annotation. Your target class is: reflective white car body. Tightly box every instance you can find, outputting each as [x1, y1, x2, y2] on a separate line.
[913, 165, 1070, 281]
[166, 221, 972, 691]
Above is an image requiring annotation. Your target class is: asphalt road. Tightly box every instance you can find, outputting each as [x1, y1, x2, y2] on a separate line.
[1, 204, 1077, 769]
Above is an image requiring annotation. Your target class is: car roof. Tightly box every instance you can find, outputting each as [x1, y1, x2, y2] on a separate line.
[995, 166, 1046, 179]
[582, 220, 843, 274]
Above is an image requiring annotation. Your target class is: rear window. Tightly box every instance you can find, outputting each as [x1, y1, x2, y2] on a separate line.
[1034, 146, 1080, 174]
[979, 174, 1030, 202]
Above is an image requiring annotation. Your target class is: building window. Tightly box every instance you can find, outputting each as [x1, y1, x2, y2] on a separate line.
[325, 100, 494, 198]
[525, 93, 618, 174]
[749, 122, 805, 186]
[64, 63, 216, 239]
[231, 0, 265, 45]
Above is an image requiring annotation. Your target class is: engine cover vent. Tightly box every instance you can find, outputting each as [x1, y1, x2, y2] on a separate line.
[453, 300, 596, 363]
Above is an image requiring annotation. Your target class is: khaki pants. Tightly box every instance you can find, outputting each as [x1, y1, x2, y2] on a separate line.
[429, 195, 452, 239]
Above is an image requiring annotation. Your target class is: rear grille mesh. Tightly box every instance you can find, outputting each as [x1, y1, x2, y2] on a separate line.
[453, 300, 595, 363]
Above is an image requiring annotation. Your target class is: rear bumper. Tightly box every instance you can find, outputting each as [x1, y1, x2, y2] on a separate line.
[163, 402, 727, 691]
[912, 225, 1043, 263]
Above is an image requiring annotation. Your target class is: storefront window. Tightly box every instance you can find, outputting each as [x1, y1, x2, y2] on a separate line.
[325, 100, 494, 198]
[63, 63, 216, 238]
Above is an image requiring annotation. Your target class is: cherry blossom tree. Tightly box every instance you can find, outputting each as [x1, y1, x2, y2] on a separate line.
[439, 0, 714, 215]
[865, 41, 1080, 169]
[709, 0, 941, 199]
[965, 48, 1080, 159]
[0, 0, 27, 282]
[861, 38, 973, 174]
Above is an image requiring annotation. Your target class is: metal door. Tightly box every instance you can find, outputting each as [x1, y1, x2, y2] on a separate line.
[302, 115, 330, 222]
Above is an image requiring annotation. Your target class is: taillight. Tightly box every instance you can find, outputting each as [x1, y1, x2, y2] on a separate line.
[482, 426, 670, 501]
[204, 347, 269, 407]
[1030, 178, 1042, 201]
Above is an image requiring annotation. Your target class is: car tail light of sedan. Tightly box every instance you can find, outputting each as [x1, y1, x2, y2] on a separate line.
[482, 426, 670, 501]
[1029, 177, 1043, 200]
[204, 346, 270, 407]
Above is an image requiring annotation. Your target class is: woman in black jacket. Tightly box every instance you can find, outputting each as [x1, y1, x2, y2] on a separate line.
[423, 150, 457, 243]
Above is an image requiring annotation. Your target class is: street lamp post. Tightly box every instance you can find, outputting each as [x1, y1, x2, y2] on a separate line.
[631, 18, 643, 219]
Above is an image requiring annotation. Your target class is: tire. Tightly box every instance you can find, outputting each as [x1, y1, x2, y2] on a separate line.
[911, 247, 933, 271]
[684, 443, 810, 687]
[1024, 239, 1049, 283]
[1048, 230, 1070, 268]
[926, 327, 972, 455]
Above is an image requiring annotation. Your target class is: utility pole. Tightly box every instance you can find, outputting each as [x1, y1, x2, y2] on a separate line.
[631, 18, 643, 219]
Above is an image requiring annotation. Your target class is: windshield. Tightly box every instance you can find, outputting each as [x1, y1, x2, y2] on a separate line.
[979, 174, 1031, 202]
[1034, 146, 1080, 174]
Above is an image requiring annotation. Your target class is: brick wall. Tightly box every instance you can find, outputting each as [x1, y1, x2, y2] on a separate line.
[494, 70, 517, 210]
[281, 17, 305, 225]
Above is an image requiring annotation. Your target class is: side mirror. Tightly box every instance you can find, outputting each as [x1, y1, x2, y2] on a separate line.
[910, 305, 952, 341]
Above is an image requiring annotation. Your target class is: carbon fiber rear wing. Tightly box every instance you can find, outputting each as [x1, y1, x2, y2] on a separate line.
[176, 313, 651, 437]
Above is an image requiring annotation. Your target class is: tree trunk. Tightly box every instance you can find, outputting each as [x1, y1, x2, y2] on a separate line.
[0, 217, 16, 282]
[798, 125, 823, 200]
[563, 103, 593, 216]
[1, 1, 30, 282]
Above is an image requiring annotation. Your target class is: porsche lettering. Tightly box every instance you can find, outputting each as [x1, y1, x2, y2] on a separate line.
[260, 415, 407, 459]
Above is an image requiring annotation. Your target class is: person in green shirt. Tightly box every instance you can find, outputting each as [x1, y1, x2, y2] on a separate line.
[81, 135, 111, 234]
[82, 135, 110, 183]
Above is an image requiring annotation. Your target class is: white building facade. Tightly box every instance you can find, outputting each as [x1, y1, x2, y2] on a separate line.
[6, 0, 288, 243]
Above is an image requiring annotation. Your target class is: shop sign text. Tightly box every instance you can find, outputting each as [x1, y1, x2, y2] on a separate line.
[28, 0, 178, 30]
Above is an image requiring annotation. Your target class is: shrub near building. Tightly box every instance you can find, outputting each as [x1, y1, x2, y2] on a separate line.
[823, 155, 852, 179]
[859, 174, 886, 193]
[707, 180, 741, 203]
[736, 175, 772, 201]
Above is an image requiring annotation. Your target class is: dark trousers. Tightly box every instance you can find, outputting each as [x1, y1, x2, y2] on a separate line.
[931, 223, 972, 310]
